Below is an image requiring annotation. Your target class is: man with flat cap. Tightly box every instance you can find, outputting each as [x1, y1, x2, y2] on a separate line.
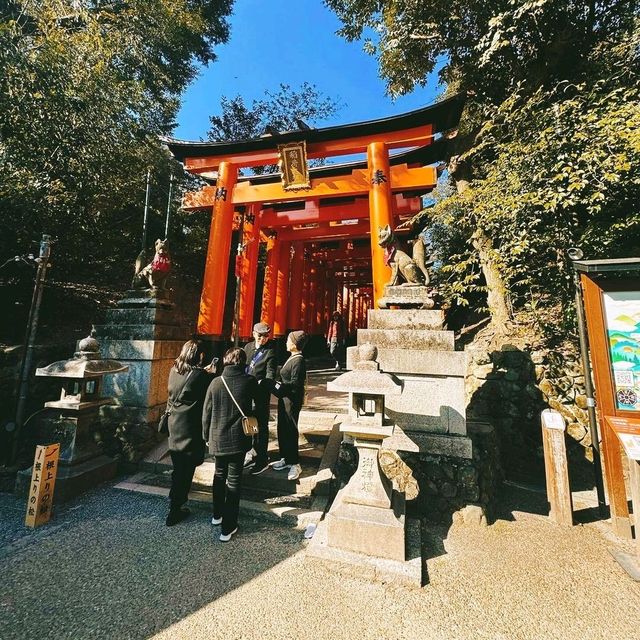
[243, 321, 276, 474]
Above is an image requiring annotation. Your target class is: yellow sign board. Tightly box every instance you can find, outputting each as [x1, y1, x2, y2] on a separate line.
[25, 443, 60, 528]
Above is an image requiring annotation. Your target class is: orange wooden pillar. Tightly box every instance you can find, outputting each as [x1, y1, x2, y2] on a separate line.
[335, 273, 344, 313]
[344, 285, 352, 335]
[308, 265, 318, 334]
[301, 258, 311, 331]
[348, 288, 357, 335]
[287, 242, 304, 331]
[239, 204, 261, 340]
[274, 240, 291, 337]
[367, 142, 393, 309]
[315, 265, 326, 335]
[261, 236, 280, 329]
[198, 161, 238, 335]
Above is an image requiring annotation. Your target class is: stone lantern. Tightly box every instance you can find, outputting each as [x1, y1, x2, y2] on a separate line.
[325, 343, 405, 561]
[16, 330, 128, 501]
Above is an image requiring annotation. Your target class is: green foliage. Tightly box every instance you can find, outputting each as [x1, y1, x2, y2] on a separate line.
[328, 0, 639, 339]
[208, 82, 342, 174]
[0, 0, 233, 281]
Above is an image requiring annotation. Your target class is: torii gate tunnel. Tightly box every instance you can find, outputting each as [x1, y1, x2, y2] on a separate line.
[166, 95, 464, 340]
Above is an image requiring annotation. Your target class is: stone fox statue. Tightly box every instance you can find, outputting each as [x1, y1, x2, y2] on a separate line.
[377, 225, 431, 286]
[132, 238, 171, 290]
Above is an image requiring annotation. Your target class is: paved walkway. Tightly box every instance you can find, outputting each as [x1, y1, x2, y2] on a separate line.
[1, 481, 639, 640]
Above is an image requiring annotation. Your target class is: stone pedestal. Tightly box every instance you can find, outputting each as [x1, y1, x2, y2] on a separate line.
[377, 284, 436, 309]
[94, 291, 189, 427]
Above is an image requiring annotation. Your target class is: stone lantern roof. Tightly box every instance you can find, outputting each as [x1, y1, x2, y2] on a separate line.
[327, 344, 401, 396]
[36, 329, 128, 380]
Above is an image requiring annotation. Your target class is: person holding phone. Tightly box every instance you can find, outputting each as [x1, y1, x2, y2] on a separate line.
[202, 347, 257, 541]
[165, 339, 213, 526]
[243, 321, 276, 475]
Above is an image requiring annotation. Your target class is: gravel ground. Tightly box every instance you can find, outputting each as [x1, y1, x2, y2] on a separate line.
[1, 481, 639, 640]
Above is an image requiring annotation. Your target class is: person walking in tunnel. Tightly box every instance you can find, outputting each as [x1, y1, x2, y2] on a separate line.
[243, 321, 276, 475]
[203, 347, 257, 542]
[326, 310, 346, 370]
[165, 339, 212, 527]
[271, 330, 307, 481]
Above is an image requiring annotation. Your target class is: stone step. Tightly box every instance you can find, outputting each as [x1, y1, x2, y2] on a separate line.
[347, 347, 467, 377]
[114, 474, 330, 528]
[357, 328, 454, 351]
[367, 309, 444, 331]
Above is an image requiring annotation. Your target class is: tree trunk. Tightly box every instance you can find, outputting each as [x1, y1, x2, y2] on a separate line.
[471, 228, 512, 329]
[449, 155, 512, 330]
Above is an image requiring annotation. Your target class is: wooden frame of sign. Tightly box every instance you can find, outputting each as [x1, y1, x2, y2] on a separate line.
[278, 141, 310, 191]
[580, 268, 640, 538]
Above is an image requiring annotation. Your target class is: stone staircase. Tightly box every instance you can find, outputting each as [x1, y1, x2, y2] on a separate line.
[115, 372, 348, 526]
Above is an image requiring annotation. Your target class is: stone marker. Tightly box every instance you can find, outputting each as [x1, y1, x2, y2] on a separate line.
[541, 409, 573, 526]
[25, 444, 60, 527]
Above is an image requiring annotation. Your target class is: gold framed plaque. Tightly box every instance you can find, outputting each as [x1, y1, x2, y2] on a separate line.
[278, 141, 310, 190]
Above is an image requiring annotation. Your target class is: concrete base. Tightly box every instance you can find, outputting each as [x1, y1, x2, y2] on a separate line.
[325, 486, 405, 561]
[15, 455, 117, 503]
[307, 514, 423, 588]
[609, 549, 640, 581]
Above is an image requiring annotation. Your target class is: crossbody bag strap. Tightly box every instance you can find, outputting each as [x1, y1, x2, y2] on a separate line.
[220, 376, 246, 418]
[167, 369, 194, 413]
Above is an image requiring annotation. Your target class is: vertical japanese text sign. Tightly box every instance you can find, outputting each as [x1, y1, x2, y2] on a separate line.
[25, 444, 60, 528]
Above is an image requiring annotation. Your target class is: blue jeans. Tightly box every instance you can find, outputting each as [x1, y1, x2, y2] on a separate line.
[213, 452, 244, 535]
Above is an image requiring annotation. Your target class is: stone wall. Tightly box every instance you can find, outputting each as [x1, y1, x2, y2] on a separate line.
[466, 341, 593, 484]
[336, 421, 501, 523]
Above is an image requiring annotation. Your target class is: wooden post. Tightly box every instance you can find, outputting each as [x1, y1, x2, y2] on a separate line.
[630, 460, 640, 565]
[287, 242, 305, 331]
[541, 409, 573, 526]
[367, 141, 393, 309]
[198, 161, 238, 335]
[239, 204, 261, 340]
[274, 240, 291, 337]
[308, 265, 318, 335]
[261, 236, 280, 330]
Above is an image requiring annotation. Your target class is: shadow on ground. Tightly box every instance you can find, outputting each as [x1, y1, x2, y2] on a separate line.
[0, 482, 305, 640]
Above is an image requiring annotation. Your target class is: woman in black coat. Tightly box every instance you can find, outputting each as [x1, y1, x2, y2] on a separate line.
[271, 330, 307, 482]
[202, 347, 258, 541]
[165, 339, 213, 526]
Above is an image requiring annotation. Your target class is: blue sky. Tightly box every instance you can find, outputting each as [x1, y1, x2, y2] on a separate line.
[174, 0, 443, 141]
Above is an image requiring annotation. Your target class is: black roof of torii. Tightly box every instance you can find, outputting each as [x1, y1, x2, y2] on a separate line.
[164, 93, 465, 163]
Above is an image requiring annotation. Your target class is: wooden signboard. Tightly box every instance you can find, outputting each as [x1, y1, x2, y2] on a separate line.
[25, 444, 60, 528]
[582, 274, 640, 537]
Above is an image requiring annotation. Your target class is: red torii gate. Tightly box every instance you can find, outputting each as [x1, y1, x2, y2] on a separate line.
[166, 95, 464, 339]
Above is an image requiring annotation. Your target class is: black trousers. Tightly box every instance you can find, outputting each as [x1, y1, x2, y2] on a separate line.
[213, 452, 244, 535]
[277, 396, 301, 465]
[251, 389, 271, 465]
[169, 451, 197, 510]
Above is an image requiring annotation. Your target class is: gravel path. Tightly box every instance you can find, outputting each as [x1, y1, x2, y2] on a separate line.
[1, 482, 639, 640]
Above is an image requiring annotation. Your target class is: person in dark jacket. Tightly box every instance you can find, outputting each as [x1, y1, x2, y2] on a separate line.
[243, 321, 277, 475]
[165, 339, 213, 526]
[203, 347, 258, 541]
[271, 330, 307, 481]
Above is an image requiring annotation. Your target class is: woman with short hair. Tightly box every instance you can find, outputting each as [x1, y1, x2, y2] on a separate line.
[165, 339, 212, 526]
[272, 330, 308, 481]
[203, 347, 258, 541]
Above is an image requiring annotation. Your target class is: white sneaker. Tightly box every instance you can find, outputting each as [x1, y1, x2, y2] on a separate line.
[211, 516, 222, 525]
[287, 464, 302, 481]
[271, 458, 289, 471]
[219, 528, 238, 542]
